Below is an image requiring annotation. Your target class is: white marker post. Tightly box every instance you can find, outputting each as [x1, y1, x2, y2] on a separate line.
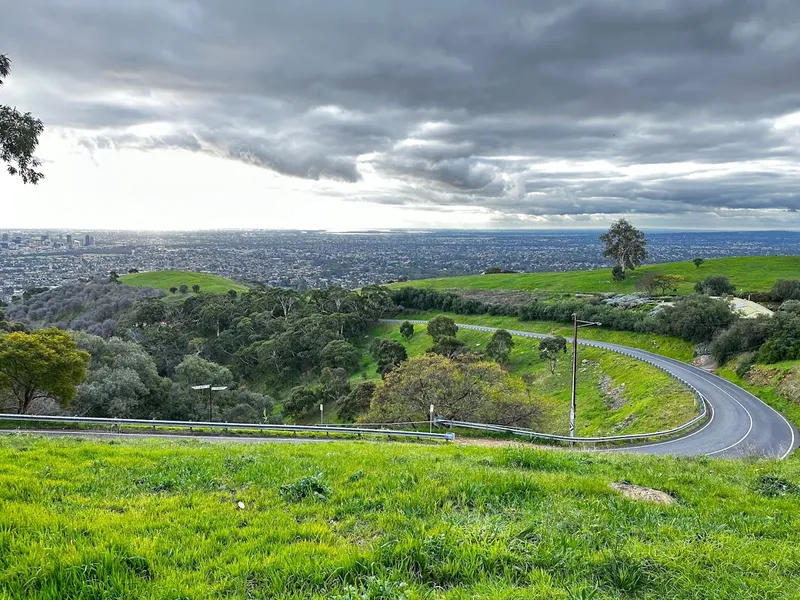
[320, 403, 324, 426]
[429, 404, 434, 433]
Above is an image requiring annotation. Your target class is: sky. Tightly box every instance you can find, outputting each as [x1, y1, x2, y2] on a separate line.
[2, 0, 800, 231]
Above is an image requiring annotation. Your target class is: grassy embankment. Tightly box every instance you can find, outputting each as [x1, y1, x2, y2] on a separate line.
[391, 312, 695, 362]
[349, 322, 697, 437]
[393, 255, 800, 296]
[120, 270, 249, 295]
[1, 436, 799, 599]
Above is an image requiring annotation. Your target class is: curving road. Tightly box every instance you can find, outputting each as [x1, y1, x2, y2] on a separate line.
[390, 320, 798, 459]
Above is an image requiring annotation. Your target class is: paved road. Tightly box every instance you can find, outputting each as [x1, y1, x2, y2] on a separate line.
[389, 320, 799, 459]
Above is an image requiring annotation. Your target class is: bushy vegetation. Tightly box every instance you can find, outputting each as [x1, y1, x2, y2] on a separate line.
[5, 279, 164, 337]
[2, 436, 799, 599]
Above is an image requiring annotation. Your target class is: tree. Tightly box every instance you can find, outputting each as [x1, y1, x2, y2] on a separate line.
[429, 335, 468, 359]
[72, 333, 167, 419]
[169, 287, 178, 294]
[399, 321, 414, 340]
[539, 336, 567, 374]
[109, 271, 120, 284]
[611, 265, 626, 282]
[318, 366, 350, 404]
[693, 257, 705, 268]
[694, 275, 735, 296]
[758, 312, 800, 363]
[128, 268, 139, 274]
[0, 329, 89, 414]
[192, 284, 201, 294]
[1, 54, 44, 184]
[285, 385, 320, 417]
[179, 284, 189, 294]
[485, 329, 514, 363]
[636, 273, 683, 295]
[339, 381, 376, 422]
[369, 339, 408, 376]
[367, 354, 542, 427]
[321, 339, 360, 373]
[599, 219, 647, 274]
[227, 289, 238, 300]
[427, 315, 458, 340]
[173, 355, 234, 388]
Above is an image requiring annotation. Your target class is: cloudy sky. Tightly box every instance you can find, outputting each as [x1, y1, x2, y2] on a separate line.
[2, 0, 800, 230]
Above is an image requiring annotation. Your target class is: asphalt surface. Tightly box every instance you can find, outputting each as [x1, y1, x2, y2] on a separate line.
[392, 320, 798, 459]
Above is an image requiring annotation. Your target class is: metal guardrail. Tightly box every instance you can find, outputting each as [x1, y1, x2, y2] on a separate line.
[437, 397, 711, 444]
[0, 414, 456, 441]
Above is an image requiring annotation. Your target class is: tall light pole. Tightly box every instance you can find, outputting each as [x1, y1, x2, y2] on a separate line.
[191, 384, 229, 421]
[570, 313, 602, 439]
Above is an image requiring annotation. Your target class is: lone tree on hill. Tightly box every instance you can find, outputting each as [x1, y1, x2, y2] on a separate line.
[1, 54, 44, 184]
[599, 219, 647, 275]
[399, 321, 414, 340]
[0, 329, 89, 414]
[192, 284, 201, 293]
[693, 257, 705, 268]
[427, 315, 458, 340]
[486, 329, 514, 363]
[539, 335, 567, 375]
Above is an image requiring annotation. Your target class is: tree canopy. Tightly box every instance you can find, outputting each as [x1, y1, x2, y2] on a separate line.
[0, 329, 89, 414]
[1, 54, 44, 184]
[599, 219, 647, 273]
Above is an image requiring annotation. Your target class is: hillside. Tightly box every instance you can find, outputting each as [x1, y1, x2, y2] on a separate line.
[121, 270, 249, 294]
[394, 255, 800, 295]
[2, 436, 799, 599]
[351, 322, 698, 436]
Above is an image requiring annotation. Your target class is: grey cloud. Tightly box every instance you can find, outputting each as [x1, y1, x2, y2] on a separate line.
[3, 0, 800, 219]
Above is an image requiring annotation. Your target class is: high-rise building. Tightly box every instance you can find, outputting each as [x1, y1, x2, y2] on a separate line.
[1, 233, 8, 242]
[84, 234, 95, 246]
[66, 234, 73, 248]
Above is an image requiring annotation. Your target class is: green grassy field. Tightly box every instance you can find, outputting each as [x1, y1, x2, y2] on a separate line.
[1, 436, 799, 599]
[394, 312, 695, 361]
[394, 256, 800, 295]
[351, 322, 698, 436]
[120, 270, 249, 295]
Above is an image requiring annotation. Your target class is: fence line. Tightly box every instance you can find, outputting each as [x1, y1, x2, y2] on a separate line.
[0, 414, 455, 441]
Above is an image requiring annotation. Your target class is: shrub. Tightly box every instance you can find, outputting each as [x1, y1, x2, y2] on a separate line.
[710, 318, 771, 365]
[771, 279, 800, 302]
[279, 474, 330, 501]
[694, 275, 735, 296]
[656, 295, 734, 343]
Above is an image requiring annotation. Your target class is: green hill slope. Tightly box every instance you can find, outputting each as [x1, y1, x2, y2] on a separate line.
[2, 436, 799, 599]
[121, 270, 249, 294]
[394, 255, 799, 295]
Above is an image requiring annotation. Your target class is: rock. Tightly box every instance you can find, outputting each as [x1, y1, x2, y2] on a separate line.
[599, 374, 627, 410]
[236, 501, 245, 510]
[610, 483, 675, 505]
[691, 355, 717, 371]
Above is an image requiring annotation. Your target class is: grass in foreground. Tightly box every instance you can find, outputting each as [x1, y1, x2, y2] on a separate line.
[120, 270, 249, 295]
[393, 256, 800, 295]
[0, 437, 798, 599]
[357, 323, 697, 436]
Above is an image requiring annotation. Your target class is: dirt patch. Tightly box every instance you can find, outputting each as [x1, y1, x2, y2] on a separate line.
[610, 414, 637, 433]
[691, 355, 717, 371]
[777, 367, 800, 404]
[610, 482, 675, 505]
[599, 374, 627, 410]
[747, 365, 782, 387]
[451, 289, 541, 307]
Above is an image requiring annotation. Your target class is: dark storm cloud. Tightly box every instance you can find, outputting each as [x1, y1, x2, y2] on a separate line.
[3, 0, 800, 219]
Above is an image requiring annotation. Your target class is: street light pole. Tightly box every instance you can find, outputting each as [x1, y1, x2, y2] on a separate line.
[191, 384, 228, 422]
[569, 313, 602, 440]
